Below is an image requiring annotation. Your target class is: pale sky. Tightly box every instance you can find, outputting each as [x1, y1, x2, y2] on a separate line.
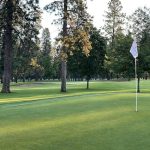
[39, 0, 150, 39]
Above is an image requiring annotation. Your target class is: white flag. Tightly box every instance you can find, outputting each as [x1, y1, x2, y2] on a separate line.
[130, 40, 138, 58]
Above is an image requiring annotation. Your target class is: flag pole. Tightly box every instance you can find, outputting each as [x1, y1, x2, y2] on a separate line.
[130, 39, 138, 112]
[135, 58, 138, 112]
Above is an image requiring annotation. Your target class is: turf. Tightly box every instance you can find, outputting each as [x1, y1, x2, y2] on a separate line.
[0, 80, 150, 150]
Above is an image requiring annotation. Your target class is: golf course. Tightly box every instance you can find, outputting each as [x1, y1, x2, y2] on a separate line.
[0, 80, 150, 150]
[1, 0, 150, 149]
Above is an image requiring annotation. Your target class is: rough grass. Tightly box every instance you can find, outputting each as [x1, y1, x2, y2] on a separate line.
[0, 80, 150, 150]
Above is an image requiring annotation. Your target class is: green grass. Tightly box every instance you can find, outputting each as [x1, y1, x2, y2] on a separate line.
[0, 80, 150, 150]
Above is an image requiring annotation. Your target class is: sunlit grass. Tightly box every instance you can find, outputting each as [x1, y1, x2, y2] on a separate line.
[0, 80, 150, 150]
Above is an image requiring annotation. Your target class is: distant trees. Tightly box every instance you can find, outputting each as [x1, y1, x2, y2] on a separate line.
[130, 7, 150, 92]
[41, 28, 51, 56]
[68, 27, 106, 89]
[39, 28, 52, 79]
[108, 33, 134, 80]
[103, 5, 150, 92]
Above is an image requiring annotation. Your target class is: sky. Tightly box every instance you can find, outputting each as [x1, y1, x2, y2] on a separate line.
[39, 0, 150, 39]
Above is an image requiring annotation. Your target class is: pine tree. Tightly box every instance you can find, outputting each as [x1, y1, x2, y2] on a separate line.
[39, 28, 52, 80]
[13, 0, 41, 83]
[103, 0, 125, 49]
[1, 0, 41, 92]
[1, 0, 14, 93]
[130, 7, 150, 41]
[41, 28, 51, 56]
[45, 0, 92, 92]
[103, 0, 125, 80]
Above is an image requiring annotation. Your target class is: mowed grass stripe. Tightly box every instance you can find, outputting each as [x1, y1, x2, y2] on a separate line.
[0, 91, 136, 108]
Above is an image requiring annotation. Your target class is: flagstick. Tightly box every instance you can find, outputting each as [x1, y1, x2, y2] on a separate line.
[135, 58, 138, 112]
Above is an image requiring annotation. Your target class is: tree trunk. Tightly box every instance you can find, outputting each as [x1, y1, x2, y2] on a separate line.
[1, 0, 14, 93]
[0, 76, 3, 84]
[137, 77, 140, 93]
[61, 0, 67, 92]
[86, 79, 89, 89]
[0, 36, 4, 84]
[112, 27, 115, 49]
[23, 75, 25, 82]
[61, 60, 67, 92]
[111, 17, 115, 50]
[15, 76, 18, 83]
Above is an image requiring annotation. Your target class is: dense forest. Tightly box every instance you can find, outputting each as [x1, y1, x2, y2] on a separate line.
[0, 0, 150, 93]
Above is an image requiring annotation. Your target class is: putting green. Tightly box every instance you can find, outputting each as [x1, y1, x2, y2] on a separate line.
[0, 81, 150, 150]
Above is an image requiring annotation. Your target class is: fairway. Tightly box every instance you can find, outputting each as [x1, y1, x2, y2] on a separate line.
[0, 81, 150, 150]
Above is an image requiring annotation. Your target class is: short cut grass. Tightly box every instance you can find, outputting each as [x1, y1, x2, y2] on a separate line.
[0, 80, 150, 150]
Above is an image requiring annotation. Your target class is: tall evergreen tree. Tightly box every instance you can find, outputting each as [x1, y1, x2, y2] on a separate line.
[130, 7, 150, 41]
[103, 0, 125, 49]
[1, 0, 41, 92]
[13, 0, 41, 82]
[45, 0, 92, 92]
[103, 0, 125, 80]
[0, 38, 3, 83]
[1, 0, 14, 93]
[0, 2, 4, 83]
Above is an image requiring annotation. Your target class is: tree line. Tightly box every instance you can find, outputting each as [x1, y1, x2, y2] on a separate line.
[0, 0, 150, 93]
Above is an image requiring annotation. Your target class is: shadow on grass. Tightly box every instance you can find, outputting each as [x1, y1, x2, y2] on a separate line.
[0, 81, 150, 104]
